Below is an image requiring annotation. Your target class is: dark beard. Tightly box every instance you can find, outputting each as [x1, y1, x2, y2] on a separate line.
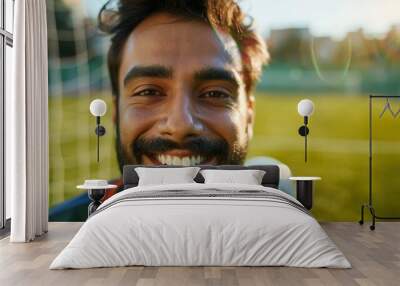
[115, 123, 247, 175]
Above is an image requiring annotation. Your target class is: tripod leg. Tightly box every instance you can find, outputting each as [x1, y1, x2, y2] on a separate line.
[359, 205, 364, 225]
[370, 207, 376, 231]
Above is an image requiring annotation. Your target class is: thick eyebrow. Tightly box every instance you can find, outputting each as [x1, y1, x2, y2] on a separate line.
[123, 65, 173, 87]
[194, 67, 240, 87]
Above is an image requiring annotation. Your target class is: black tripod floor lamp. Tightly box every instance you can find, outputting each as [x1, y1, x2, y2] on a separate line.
[359, 95, 400, 230]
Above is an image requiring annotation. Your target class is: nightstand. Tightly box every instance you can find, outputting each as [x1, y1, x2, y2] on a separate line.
[77, 180, 117, 216]
[289, 177, 321, 210]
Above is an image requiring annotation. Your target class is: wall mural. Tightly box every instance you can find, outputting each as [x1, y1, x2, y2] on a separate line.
[47, 0, 400, 221]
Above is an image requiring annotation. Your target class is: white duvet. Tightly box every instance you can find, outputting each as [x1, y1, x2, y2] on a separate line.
[50, 183, 350, 269]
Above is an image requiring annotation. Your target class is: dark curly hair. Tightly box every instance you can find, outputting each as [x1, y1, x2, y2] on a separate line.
[98, 0, 269, 97]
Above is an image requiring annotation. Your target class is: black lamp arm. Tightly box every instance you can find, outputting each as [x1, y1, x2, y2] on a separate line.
[297, 116, 310, 162]
[94, 116, 106, 162]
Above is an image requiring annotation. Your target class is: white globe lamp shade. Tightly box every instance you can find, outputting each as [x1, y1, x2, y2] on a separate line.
[90, 99, 107, 117]
[297, 99, 314, 117]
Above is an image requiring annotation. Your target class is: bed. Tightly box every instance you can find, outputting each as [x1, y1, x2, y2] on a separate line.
[50, 165, 350, 269]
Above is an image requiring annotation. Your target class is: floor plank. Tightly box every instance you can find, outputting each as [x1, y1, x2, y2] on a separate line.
[0, 222, 399, 286]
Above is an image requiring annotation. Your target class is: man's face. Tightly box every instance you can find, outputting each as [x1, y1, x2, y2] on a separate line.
[115, 12, 254, 167]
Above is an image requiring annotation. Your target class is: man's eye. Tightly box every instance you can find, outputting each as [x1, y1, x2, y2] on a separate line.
[132, 89, 163, 97]
[200, 90, 231, 99]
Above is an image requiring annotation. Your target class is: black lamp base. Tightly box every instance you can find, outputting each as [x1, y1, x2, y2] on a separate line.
[87, 188, 106, 216]
[296, 181, 313, 210]
[298, 126, 309, 136]
[95, 125, 106, 136]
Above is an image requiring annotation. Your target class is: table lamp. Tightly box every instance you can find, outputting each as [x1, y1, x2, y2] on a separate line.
[90, 99, 107, 162]
[297, 99, 314, 162]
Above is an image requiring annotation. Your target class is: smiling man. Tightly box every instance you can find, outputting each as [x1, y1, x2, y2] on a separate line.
[49, 0, 269, 221]
[103, 0, 269, 171]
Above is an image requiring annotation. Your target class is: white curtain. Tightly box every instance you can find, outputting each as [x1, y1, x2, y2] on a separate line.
[7, 0, 49, 242]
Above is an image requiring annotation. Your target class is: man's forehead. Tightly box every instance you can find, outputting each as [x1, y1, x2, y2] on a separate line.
[119, 12, 242, 78]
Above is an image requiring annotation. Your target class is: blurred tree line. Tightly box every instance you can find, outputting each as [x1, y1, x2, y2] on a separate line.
[267, 26, 400, 70]
[48, 0, 400, 94]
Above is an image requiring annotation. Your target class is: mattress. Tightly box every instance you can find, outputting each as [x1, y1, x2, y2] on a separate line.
[50, 183, 351, 269]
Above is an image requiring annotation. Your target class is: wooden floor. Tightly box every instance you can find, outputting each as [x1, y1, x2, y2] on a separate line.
[0, 222, 399, 286]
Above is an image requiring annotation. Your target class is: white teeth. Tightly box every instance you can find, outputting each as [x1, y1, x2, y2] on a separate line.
[172, 157, 180, 165]
[182, 157, 190, 166]
[157, 154, 204, 165]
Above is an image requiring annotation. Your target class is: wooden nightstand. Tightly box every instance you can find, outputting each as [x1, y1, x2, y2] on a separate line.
[289, 177, 321, 210]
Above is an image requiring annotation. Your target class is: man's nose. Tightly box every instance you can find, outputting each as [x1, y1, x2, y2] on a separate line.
[158, 94, 203, 142]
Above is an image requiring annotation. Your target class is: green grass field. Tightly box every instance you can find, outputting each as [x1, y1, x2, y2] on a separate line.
[49, 92, 400, 221]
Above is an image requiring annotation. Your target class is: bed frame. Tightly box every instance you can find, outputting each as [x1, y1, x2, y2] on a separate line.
[122, 165, 280, 190]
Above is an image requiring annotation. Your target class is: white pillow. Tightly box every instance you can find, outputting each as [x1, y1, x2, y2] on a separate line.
[200, 169, 266, 185]
[135, 167, 201, 186]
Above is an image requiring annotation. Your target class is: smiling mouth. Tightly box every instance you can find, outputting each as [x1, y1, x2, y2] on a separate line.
[145, 150, 216, 166]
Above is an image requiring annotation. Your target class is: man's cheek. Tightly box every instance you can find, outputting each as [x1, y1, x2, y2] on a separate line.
[222, 109, 250, 148]
[229, 111, 248, 144]
[203, 109, 243, 144]
[119, 107, 154, 156]
[120, 106, 157, 135]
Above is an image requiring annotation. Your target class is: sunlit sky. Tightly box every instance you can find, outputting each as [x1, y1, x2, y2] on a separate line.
[83, 0, 400, 39]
